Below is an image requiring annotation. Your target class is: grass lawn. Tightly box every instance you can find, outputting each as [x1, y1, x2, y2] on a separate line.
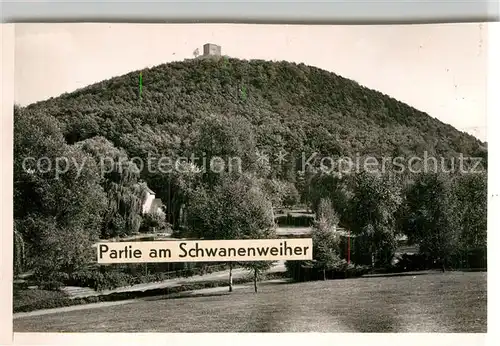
[13, 271, 486, 333]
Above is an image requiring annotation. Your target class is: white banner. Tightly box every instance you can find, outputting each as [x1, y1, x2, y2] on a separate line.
[96, 238, 313, 264]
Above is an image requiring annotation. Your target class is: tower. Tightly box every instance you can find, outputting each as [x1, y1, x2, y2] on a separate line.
[203, 43, 222, 56]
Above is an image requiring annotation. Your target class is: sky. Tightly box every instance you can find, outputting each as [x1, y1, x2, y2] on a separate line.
[14, 23, 487, 141]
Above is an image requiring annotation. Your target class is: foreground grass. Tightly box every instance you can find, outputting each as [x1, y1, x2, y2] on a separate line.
[14, 271, 486, 333]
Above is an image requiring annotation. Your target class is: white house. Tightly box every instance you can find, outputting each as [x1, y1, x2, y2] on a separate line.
[142, 186, 165, 216]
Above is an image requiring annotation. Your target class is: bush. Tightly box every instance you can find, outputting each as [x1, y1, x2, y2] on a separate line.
[285, 260, 369, 282]
[450, 247, 487, 269]
[337, 234, 373, 266]
[139, 212, 169, 233]
[282, 184, 300, 208]
[64, 263, 238, 291]
[275, 214, 315, 227]
[388, 248, 487, 273]
[34, 271, 70, 291]
[391, 253, 433, 272]
[65, 270, 137, 291]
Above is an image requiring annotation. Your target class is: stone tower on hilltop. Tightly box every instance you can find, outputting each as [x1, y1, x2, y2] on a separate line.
[203, 43, 222, 56]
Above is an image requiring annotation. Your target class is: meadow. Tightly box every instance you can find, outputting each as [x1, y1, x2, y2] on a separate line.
[14, 271, 486, 333]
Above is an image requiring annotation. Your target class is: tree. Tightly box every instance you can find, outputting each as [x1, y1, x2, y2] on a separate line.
[140, 211, 169, 233]
[146, 159, 201, 229]
[451, 172, 487, 267]
[259, 178, 288, 207]
[193, 114, 257, 186]
[347, 171, 402, 267]
[453, 172, 487, 248]
[76, 136, 148, 238]
[401, 173, 460, 271]
[316, 197, 339, 227]
[14, 106, 67, 219]
[13, 224, 26, 277]
[31, 146, 107, 278]
[14, 107, 108, 283]
[282, 183, 300, 208]
[309, 172, 352, 226]
[238, 189, 277, 293]
[240, 261, 275, 293]
[296, 166, 316, 209]
[311, 219, 343, 280]
[186, 174, 275, 292]
[298, 198, 343, 280]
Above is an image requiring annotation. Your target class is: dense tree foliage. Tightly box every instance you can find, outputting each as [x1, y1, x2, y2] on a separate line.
[345, 172, 402, 266]
[400, 173, 461, 270]
[14, 57, 488, 287]
[453, 172, 487, 250]
[26, 57, 484, 173]
[140, 212, 169, 234]
[13, 225, 25, 276]
[309, 201, 344, 280]
[316, 197, 340, 227]
[186, 174, 275, 291]
[14, 107, 108, 281]
[75, 136, 148, 238]
[20, 57, 486, 228]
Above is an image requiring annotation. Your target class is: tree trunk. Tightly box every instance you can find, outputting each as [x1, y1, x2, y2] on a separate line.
[229, 262, 233, 292]
[323, 269, 326, 281]
[172, 202, 181, 230]
[254, 268, 258, 293]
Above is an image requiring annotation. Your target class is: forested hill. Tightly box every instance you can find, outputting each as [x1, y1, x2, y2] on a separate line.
[25, 56, 485, 161]
[15, 55, 488, 278]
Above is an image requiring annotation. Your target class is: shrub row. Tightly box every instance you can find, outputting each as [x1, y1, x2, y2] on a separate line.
[381, 249, 487, 273]
[285, 260, 370, 282]
[35, 263, 233, 291]
[14, 272, 288, 313]
[65, 271, 136, 291]
[114, 261, 231, 277]
[275, 214, 315, 227]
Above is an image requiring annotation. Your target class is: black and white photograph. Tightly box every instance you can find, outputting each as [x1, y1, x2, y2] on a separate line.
[11, 23, 488, 333]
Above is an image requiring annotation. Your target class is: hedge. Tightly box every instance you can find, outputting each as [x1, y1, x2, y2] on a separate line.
[386, 250, 487, 273]
[275, 214, 315, 227]
[34, 263, 234, 291]
[285, 260, 370, 282]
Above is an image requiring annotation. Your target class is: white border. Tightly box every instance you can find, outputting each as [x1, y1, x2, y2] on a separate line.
[2, 16, 499, 346]
[1, 23, 15, 346]
[486, 20, 500, 346]
[10, 333, 490, 346]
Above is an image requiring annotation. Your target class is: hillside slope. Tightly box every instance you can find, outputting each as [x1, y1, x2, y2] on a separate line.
[25, 57, 486, 165]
